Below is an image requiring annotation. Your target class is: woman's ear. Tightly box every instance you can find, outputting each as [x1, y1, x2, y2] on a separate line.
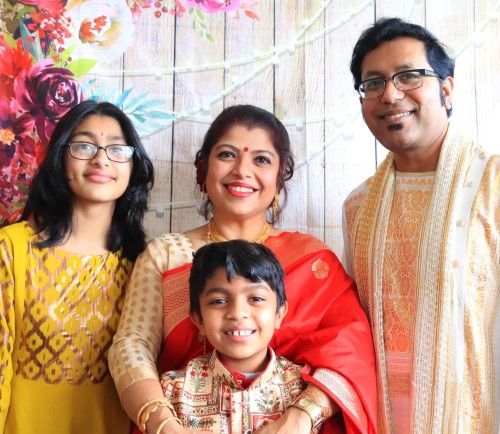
[274, 301, 288, 330]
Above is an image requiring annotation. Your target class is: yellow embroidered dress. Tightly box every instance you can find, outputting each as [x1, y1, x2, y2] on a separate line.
[0, 222, 132, 433]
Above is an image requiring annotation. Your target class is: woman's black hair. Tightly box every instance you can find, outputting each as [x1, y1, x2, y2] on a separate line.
[21, 100, 154, 261]
[350, 17, 455, 117]
[194, 105, 294, 224]
[189, 240, 286, 317]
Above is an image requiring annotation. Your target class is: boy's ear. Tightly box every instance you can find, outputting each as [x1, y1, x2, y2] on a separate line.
[190, 312, 206, 336]
[274, 301, 288, 329]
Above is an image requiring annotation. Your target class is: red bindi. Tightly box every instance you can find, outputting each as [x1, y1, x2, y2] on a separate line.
[243, 147, 249, 152]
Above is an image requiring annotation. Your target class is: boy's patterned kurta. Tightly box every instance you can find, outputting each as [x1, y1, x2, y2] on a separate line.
[160, 348, 310, 433]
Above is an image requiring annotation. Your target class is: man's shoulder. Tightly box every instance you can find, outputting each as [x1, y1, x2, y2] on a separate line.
[344, 177, 372, 210]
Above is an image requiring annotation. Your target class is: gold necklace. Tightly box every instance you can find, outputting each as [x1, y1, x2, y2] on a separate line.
[207, 218, 271, 244]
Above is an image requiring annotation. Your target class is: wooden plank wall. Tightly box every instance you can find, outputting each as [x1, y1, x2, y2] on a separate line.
[86, 0, 500, 257]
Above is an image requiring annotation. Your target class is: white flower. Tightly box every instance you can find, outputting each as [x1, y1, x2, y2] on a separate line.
[65, 0, 134, 63]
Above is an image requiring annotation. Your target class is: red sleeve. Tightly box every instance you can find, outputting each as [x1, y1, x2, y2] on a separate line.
[270, 248, 377, 434]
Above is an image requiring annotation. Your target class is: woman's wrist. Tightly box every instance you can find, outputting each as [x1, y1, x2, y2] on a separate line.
[291, 396, 323, 430]
[286, 405, 316, 431]
[137, 398, 175, 433]
[292, 385, 337, 430]
[155, 416, 183, 434]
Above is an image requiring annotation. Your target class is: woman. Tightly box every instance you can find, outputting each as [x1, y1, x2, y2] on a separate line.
[109, 105, 377, 434]
[0, 101, 154, 433]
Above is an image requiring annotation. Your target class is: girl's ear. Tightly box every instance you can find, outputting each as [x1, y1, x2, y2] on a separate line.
[274, 301, 288, 330]
[190, 312, 206, 336]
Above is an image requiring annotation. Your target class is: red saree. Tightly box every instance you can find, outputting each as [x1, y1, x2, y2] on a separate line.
[157, 232, 377, 434]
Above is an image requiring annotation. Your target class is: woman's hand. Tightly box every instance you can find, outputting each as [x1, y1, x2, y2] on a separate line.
[158, 423, 211, 434]
[253, 406, 313, 434]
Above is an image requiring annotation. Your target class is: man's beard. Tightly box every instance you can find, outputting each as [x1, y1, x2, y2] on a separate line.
[388, 123, 404, 131]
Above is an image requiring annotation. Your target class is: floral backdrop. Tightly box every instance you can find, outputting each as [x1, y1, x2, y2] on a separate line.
[0, 0, 258, 227]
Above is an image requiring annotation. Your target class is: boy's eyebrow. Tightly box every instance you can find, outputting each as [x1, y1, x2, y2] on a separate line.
[203, 283, 273, 296]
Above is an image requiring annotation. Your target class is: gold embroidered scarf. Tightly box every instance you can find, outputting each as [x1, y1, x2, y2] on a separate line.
[351, 122, 477, 433]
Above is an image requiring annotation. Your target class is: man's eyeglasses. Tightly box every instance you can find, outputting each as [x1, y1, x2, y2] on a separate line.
[67, 142, 135, 163]
[355, 68, 441, 100]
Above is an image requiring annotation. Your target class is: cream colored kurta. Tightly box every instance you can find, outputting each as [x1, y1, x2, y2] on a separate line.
[342, 124, 500, 434]
[160, 348, 308, 433]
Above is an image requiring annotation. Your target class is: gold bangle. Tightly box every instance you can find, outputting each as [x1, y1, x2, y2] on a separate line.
[301, 389, 332, 418]
[292, 397, 324, 430]
[136, 398, 175, 433]
[155, 416, 182, 434]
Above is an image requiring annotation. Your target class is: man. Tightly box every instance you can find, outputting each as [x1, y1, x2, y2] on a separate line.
[342, 17, 499, 434]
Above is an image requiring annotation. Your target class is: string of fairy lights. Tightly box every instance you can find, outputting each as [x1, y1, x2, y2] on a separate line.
[86, 0, 500, 215]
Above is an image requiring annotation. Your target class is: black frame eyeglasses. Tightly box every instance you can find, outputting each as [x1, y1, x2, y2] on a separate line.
[67, 142, 135, 163]
[355, 68, 441, 100]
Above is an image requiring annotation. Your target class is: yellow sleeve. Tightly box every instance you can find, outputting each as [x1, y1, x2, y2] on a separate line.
[0, 232, 16, 431]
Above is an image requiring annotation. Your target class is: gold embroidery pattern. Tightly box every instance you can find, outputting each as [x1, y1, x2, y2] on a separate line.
[311, 258, 329, 280]
[345, 126, 500, 433]
[0, 238, 15, 382]
[16, 247, 131, 385]
[313, 368, 366, 426]
[160, 351, 306, 433]
[108, 233, 194, 395]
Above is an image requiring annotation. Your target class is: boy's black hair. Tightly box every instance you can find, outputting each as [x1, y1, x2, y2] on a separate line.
[189, 240, 286, 317]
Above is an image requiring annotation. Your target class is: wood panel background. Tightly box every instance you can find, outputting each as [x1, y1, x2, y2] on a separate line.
[7, 0, 500, 257]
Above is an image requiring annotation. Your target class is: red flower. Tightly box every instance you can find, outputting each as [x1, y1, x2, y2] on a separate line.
[16, 59, 83, 143]
[0, 38, 34, 101]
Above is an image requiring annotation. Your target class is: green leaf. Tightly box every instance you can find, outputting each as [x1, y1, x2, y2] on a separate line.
[139, 110, 175, 119]
[130, 113, 146, 123]
[114, 88, 134, 108]
[1, 32, 17, 48]
[122, 91, 150, 110]
[134, 99, 167, 110]
[55, 44, 77, 67]
[65, 58, 97, 78]
[195, 9, 204, 19]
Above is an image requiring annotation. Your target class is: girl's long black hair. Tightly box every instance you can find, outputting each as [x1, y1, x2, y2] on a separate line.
[21, 100, 154, 261]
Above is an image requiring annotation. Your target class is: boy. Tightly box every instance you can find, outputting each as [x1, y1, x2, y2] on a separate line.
[160, 240, 320, 433]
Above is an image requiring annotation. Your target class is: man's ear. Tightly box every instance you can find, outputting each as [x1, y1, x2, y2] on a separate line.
[442, 76, 454, 110]
[190, 312, 206, 337]
[274, 301, 288, 330]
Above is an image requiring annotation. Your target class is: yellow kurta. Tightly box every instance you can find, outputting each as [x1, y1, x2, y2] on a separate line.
[0, 222, 132, 434]
[343, 123, 500, 434]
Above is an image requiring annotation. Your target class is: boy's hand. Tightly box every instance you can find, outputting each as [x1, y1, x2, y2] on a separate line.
[253, 406, 313, 434]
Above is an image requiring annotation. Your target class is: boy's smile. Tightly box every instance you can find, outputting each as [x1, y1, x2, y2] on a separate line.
[191, 268, 287, 374]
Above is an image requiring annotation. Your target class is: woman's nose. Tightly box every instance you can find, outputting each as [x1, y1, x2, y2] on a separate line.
[232, 156, 251, 177]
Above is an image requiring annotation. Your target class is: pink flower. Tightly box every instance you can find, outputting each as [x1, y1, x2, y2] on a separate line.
[15, 60, 83, 143]
[185, 0, 241, 13]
